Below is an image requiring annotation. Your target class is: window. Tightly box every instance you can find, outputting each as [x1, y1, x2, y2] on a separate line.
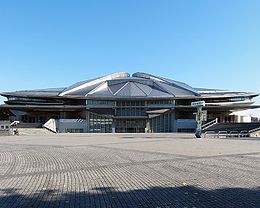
[8, 96, 63, 104]
[116, 101, 145, 107]
[65, 128, 84, 133]
[87, 100, 115, 106]
[116, 108, 145, 116]
[147, 100, 175, 105]
[89, 112, 113, 133]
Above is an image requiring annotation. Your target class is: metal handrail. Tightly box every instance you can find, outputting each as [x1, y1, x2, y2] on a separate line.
[202, 118, 218, 130]
[249, 126, 260, 133]
[205, 130, 250, 138]
[204, 131, 216, 138]
[239, 130, 249, 137]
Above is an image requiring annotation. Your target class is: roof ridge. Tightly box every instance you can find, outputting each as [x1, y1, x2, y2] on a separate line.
[59, 72, 129, 96]
[131, 81, 148, 96]
[114, 81, 130, 95]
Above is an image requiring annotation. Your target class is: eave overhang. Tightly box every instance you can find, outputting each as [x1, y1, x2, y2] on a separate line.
[0, 104, 85, 111]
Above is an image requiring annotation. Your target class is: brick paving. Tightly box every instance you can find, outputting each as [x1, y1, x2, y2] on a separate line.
[0, 134, 260, 208]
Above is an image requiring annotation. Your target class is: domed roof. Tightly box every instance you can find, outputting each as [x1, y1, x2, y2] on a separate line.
[58, 72, 200, 98]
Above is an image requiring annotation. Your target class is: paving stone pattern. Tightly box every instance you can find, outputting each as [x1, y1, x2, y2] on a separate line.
[0, 134, 260, 208]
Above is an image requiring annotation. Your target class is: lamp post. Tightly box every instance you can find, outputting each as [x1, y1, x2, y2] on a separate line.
[191, 101, 206, 138]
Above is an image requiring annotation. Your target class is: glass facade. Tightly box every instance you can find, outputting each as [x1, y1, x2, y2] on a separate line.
[116, 101, 146, 117]
[115, 119, 146, 133]
[205, 97, 250, 103]
[87, 100, 115, 106]
[87, 99, 175, 108]
[116, 101, 145, 107]
[89, 112, 113, 133]
[87, 100, 175, 133]
[147, 100, 175, 105]
[150, 112, 172, 133]
[7, 97, 64, 104]
[116, 108, 145, 116]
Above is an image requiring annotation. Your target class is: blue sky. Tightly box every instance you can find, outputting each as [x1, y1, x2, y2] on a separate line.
[0, 1, 260, 115]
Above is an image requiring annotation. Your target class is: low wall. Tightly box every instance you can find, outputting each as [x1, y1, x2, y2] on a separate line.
[56, 119, 87, 133]
[0, 130, 10, 136]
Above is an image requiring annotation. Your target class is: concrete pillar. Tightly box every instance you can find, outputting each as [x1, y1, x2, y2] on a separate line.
[85, 111, 90, 133]
[145, 119, 150, 133]
[171, 110, 177, 132]
[112, 119, 116, 133]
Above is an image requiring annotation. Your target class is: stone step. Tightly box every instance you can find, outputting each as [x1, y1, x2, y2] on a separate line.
[14, 128, 55, 136]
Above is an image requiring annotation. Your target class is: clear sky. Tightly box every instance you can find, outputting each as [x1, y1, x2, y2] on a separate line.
[0, 0, 260, 116]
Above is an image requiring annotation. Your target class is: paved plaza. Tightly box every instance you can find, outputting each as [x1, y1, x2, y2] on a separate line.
[0, 133, 260, 208]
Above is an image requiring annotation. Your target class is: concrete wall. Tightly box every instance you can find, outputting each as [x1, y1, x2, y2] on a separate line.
[176, 119, 197, 131]
[0, 130, 10, 136]
[56, 119, 88, 133]
[0, 120, 10, 136]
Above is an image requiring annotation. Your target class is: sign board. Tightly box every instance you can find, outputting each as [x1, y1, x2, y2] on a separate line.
[195, 110, 207, 121]
[191, 101, 205, 107]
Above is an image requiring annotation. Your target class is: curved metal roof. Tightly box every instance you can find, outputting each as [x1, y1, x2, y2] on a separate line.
[58, 72, 200, 98]
[1, 72, 258, 100]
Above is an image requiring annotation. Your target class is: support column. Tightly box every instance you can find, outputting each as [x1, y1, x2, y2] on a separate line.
[145, 119, 150, 133]
[171, 110, 177, 132]
[112, 119, 116, 133]
[86, 111, 90, 133]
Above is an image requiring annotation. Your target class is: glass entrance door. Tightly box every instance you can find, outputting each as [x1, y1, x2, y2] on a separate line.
[115, 119, 146, 133]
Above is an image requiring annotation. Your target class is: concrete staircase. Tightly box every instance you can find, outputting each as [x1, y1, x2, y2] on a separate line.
[16, 128, 55, 136]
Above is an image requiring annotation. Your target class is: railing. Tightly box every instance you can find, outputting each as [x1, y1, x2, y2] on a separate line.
[218, 131, 228, 138]
[204, 130, 249, 138]
[202, 118, 218, 130]
[249, 127, 260, 134]
[239, 131, 249, 137]
[228, 131, 239, 137]
[10, 121, 20, 127]
[204, 131, 216, 138]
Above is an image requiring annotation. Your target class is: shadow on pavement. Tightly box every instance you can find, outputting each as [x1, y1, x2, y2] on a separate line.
[0, 185, 260, 208]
